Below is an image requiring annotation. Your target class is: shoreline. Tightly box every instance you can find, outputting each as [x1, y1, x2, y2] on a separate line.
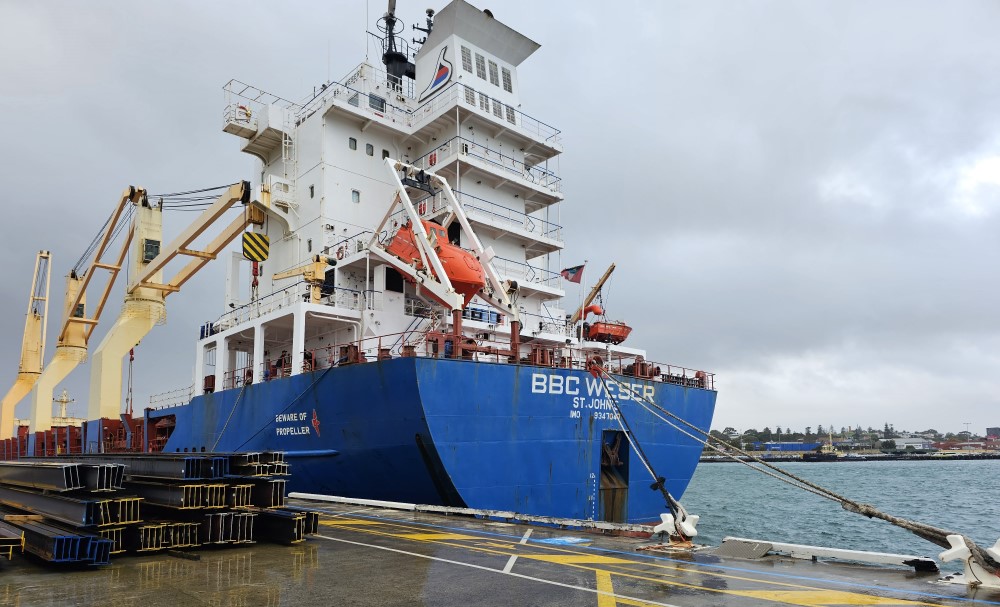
[699, 452, 1000, 463]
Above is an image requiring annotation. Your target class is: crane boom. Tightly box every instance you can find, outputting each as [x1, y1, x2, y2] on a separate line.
[0, 251, 52, 438]
[570, 263, 615, 324]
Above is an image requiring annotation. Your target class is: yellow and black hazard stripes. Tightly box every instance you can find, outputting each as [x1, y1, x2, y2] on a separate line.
[242, 232, 269, 261]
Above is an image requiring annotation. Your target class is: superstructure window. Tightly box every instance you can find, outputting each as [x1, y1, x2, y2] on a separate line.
[464, 86, 476, 105]
[475, 53, 486, 80]
[492, 98, 503, 118]
[501, 67, 512, 93]
[505, 104, 516, 124]
[382, 149, 390, 159]
[309, 185, 315, 198]
[366, 143, 374, 156]
[349, 137, 357, 150]
[488, 60, 499, 86]
[461, 46, 473, 73]
[479, 92, 489, 111]
[352, 190, 360, 204]
[368, 94, 385, 112]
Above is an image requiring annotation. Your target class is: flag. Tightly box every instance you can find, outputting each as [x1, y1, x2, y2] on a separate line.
[560, 264, 585, 283]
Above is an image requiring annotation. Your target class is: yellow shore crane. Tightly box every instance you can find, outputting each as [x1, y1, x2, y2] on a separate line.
[20, 182, 260, 433]
[0, 251, 53, 438]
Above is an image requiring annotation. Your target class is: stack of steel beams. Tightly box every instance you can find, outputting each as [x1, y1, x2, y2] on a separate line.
[0, 451, 320, 567]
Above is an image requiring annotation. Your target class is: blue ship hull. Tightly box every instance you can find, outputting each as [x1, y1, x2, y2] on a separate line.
[149, 358, 716, 523]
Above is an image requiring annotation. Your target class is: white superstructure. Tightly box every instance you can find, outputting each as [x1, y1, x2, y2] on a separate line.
[197, 0, 647, 394]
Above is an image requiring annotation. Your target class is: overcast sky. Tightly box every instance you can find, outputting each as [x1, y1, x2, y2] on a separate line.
[1, 0, 998, 437]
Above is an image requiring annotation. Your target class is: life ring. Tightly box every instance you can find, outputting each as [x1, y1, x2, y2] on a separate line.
[336, 246, 345, 260]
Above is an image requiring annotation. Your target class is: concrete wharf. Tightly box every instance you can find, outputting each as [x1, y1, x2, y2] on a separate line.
[2, 498, 996, 606]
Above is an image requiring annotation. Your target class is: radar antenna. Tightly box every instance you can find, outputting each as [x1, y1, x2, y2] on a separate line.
[413, 8, 435, 46]
[376, 0, 416, 91]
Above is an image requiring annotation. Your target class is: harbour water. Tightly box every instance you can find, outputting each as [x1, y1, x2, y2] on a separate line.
[682, 459, 1000, 560]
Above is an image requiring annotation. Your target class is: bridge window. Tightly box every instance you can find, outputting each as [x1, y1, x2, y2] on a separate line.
[475, 53, 486, 80]
[461, 46, 473, 73]
[492, 98, 503, 118]
[501, 67, 512, 93]
[488, 60, 499, 86]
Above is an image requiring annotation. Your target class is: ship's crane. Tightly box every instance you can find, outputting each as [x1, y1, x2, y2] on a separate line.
[87, 181, 256, 422]
[27, 186, 145, 432]
[25, 182, 258, 432]
[271, 254, 337, 303]
[571, 263, 615, 324]
[0, 251, 52, 438]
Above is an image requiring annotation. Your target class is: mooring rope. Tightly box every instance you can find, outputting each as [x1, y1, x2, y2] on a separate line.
[594, 365, 999, 574]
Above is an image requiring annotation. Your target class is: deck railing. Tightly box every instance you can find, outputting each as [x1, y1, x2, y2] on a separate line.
[410, 136, 562, 194]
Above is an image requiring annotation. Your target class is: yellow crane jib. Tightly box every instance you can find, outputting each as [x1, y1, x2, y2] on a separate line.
[571, 263, 616, 325]
[272, 255, 337, 303]
[0, 251, 52, 438]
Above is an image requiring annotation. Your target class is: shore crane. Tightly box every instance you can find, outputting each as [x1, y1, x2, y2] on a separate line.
[0, 251, 52, 438]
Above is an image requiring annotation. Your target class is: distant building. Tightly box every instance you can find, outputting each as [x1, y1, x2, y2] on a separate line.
[987, 427, 1000, 439]
[893, 437, 933, 450]
[754, 442, 822, 452]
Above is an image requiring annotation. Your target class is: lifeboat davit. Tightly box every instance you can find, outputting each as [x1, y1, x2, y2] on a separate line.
[385, 219, 485, 306]
[586, 321, 632, 345]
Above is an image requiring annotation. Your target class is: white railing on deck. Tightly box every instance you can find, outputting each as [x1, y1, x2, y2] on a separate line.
[285, 64, 561, 145]
[411, 136, 561, 194]
[211, 280, 372, 331]
[149, 385, 194, 409]
[490, 256, 563, 289]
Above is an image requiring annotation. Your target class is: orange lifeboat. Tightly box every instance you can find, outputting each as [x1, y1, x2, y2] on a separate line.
[385, 219, 485, 306]
[586, 321, 632, 345]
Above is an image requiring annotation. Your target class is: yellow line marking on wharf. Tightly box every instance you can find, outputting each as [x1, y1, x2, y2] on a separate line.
[312, 515, 941, 607]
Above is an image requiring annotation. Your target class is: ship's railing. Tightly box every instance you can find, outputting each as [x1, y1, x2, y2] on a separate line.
[242, 324, 717, 392]
[291, 64, 560, 145]
[212, 282, 310, 329]
[223, 363, 257, 391]
[408, 81, 561, 145]
[489, 256, 563, 290]
[452, 83, 561, 144]
[519, 309, 572, 336]
[405, 189, 562, 243]
[410, 136, 562, 194]
[148, 385, 194, 409]
[324, 231, 374, 259]
[211, 280, 372, 332]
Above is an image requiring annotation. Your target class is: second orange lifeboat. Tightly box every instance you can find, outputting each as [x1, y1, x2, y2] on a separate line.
[385, 219, 485, 306]
[586, 321, 632, 345]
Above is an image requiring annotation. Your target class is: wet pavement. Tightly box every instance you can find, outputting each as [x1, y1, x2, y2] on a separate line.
[1, 498, 997, 606]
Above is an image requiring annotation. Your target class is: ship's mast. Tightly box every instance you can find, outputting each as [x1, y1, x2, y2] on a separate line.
[377, 0, 417, 90]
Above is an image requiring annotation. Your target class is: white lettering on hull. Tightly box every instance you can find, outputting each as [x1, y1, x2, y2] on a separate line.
[530, 372, 657, 420]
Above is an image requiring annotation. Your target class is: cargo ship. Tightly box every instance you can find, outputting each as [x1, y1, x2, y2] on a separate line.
[1, 0, 717, 524]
